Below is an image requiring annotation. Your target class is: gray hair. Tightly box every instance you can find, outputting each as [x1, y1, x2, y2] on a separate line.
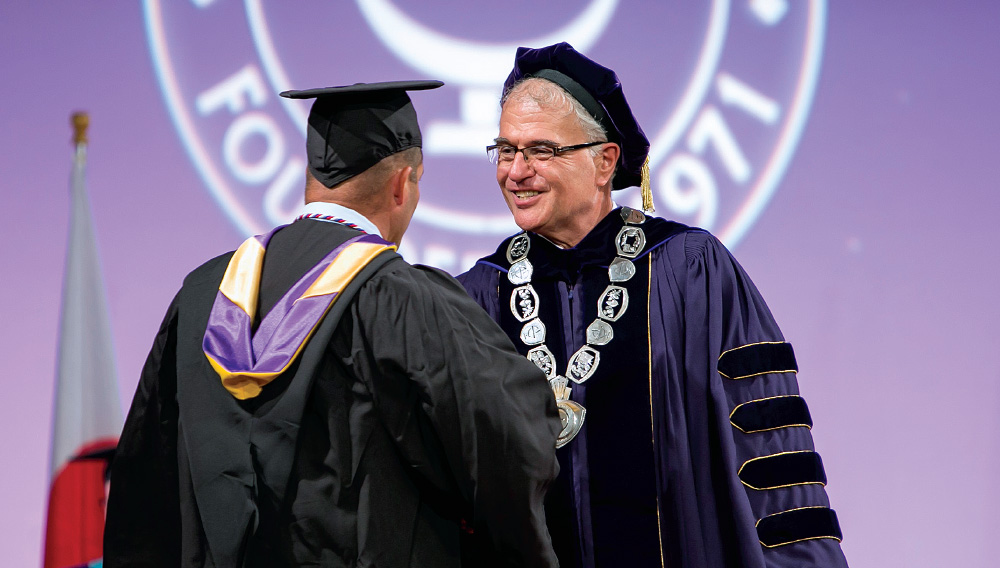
[502, 77, 608, 152]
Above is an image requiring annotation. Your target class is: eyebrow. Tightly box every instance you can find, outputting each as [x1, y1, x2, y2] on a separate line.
[492, 137, 561, 147]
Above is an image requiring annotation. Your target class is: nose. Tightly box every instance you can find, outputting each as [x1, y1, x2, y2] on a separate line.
[506, 150, 533, 182]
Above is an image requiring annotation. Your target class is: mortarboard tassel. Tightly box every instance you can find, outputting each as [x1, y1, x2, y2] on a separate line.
[640, 156, 654, 212]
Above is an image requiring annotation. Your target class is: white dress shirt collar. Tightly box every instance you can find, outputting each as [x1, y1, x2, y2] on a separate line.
[295, 201, 384, 240]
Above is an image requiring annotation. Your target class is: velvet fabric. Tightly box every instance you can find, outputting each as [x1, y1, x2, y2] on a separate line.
[718, 341, 798, 380]
[738, 451, 827, 491]
[730, 396, 813, 434]
[756, 507, 843, 549]
[459, 208, 850, 568]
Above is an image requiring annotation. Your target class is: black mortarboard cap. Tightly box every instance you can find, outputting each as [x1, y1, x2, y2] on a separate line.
[280, 80, 444, 188]
[502, 43, 650, 197]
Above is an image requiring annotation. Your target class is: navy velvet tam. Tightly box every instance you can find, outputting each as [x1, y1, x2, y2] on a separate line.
[502, 42, 649, 191]
[280, 80, 443, 188]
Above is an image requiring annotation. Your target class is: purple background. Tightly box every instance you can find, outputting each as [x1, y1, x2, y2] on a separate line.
[2, 2, 999, 566]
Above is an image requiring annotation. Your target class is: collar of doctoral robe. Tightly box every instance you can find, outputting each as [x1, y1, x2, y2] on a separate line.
[480, 208, 691, 281]
[203, 225, 395, 399]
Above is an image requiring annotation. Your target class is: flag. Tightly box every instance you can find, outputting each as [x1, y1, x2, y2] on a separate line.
[44, 113, 123, 568]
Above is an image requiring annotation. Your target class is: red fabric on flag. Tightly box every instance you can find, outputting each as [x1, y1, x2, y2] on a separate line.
[44, 438, 116, 568]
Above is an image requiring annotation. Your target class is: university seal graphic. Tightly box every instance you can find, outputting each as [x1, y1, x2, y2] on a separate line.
[144, 0, 826, 272]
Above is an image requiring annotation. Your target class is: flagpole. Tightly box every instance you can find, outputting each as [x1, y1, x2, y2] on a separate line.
[51, 109, 123, 477]
[44, 111, 123, 568]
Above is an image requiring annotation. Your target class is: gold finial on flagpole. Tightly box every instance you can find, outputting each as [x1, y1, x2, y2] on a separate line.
[71, 112, 89, 145]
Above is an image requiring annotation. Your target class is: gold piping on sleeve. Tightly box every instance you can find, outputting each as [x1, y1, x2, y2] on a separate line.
[760, 534, 843, 549]
[729, 395, 813, 433]
[737, 450, 826, 491]
[647, 253, 665, 568]
[718, 340, 788, 359]
[755, 506, 843, 548]
[718, 368, 799, 380]
[717, 341, 797, 380]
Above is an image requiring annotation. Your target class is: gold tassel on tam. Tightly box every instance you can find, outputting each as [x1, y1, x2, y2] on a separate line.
[640, 156, 654, 212]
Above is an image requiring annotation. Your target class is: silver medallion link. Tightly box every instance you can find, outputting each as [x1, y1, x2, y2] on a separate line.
[621, 206, 646, 225]
[508, 259, 533, 285]
[586, 319, 614, 345]
[567, 345, 601, 384]
[510, 284, 539, 322]
[615, 226, 646, 258]
[520, 318, 546, 345]
[506, 232, 531, 263]
[608, 257, 636, 282]
[597, 285, 629, 321]
[507, 210, 647, 448]
[527, 345, 557, 378]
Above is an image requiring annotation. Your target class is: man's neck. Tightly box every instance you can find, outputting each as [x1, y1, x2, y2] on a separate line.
[538, 200, 615, 248]
[299, 201, 384, 239]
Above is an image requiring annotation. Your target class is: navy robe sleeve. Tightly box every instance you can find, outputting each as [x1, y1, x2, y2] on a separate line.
[456, 263, 501, 322]
[650, 231, 848, 567]
[349, 264, 562, 567]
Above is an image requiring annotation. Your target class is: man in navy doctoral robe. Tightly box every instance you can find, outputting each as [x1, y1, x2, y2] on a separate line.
[458, 42, 850, 568]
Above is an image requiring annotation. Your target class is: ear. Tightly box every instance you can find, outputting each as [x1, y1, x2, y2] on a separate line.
[595, 143, 620, 188]
[389, 165, 413, 206]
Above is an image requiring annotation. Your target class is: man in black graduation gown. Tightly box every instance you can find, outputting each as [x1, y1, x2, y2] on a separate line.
[458, 43, 850, 568]
[104, 81, 562, 567]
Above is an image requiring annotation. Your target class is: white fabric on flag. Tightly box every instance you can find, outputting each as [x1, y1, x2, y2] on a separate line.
[50, 142, 122, 476]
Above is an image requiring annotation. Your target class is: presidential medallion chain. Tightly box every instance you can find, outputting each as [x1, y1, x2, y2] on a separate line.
[507, 207, 647, 448]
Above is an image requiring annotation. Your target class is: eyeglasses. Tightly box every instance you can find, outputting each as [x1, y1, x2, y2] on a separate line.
[486, 141, 607, 165]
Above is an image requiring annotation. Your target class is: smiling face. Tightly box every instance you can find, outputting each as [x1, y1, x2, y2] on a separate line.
[496, 85, 618, 248]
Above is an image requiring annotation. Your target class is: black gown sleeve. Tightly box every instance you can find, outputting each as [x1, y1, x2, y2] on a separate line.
[104, 294, 182, 567]
[350, 263, 562, 567]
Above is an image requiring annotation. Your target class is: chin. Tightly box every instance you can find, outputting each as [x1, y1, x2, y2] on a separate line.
[511, 212, 542, 234]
